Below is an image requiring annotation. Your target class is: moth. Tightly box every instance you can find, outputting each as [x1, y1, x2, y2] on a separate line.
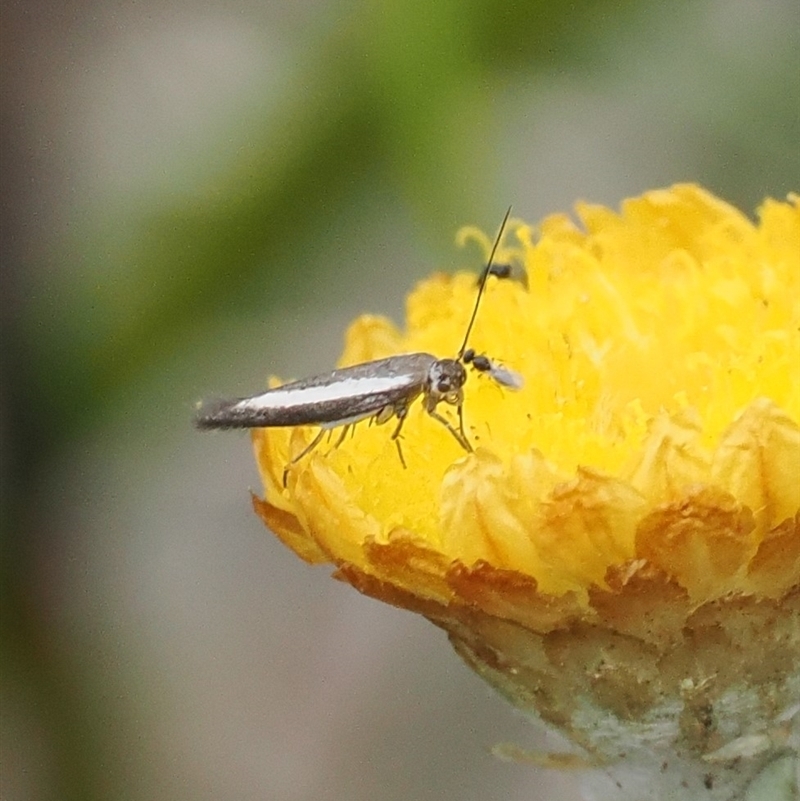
[195, 208, 522, 479]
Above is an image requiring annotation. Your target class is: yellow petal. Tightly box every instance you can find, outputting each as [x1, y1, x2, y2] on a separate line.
[711, 397, 800, 536]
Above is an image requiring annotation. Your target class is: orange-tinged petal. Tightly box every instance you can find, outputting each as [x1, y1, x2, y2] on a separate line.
[535, 468, 645, 592]
[625, 407, 710, 504]
[251, 493, 327, 564]
[291, 458, 380, 568]
[363, 528, 454, 605]
[635, 485, 757, 602]
[447, 561, 585, 634]
[711, 397, 800, 536]
[439, 450, 543, 576]
[588, 560, 691, 648]
[746, 512, 800, 598]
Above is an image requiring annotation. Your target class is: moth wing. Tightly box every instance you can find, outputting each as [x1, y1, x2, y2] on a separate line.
[195, 353, 437, 429]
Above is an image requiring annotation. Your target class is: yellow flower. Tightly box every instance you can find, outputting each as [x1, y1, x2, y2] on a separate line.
[251, 185, 799, 798]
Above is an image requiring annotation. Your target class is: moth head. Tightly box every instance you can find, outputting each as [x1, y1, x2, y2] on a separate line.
[427, 358, 467, 405]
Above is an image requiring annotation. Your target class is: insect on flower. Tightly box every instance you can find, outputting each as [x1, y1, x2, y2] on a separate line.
[195, 208, 523, 482]
[476, 260, 528, 289]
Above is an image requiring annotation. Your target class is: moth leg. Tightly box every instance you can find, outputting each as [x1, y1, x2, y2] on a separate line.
[394, 438, 407, 469]
[293, 428, 327, 462]
[283, 427, 326, 486]
[374, 404, 395, 426]
[390, 405, 409, 469]
[456, 402, 469, 449]
[332, 424, 352, 449]
[427, 407, 473, 452]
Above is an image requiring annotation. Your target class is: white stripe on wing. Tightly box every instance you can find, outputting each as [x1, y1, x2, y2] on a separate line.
[234, 375, 417, 412]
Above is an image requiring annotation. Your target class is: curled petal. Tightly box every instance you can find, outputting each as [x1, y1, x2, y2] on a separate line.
[635, 486, 757, 602]
[711, 397, 800, 536]
[535, 468, 645, 592]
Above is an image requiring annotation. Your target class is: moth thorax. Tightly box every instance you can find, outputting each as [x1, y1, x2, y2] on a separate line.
[427, 358, 467, 402]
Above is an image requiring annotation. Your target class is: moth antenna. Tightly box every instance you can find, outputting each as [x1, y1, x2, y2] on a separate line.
[457, 206, 512, 358]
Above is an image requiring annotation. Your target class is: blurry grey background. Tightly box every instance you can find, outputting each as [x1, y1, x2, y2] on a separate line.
[2, 1, 798, 800]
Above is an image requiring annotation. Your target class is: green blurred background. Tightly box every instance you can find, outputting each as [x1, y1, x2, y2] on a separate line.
[2, 1, 798, 799]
